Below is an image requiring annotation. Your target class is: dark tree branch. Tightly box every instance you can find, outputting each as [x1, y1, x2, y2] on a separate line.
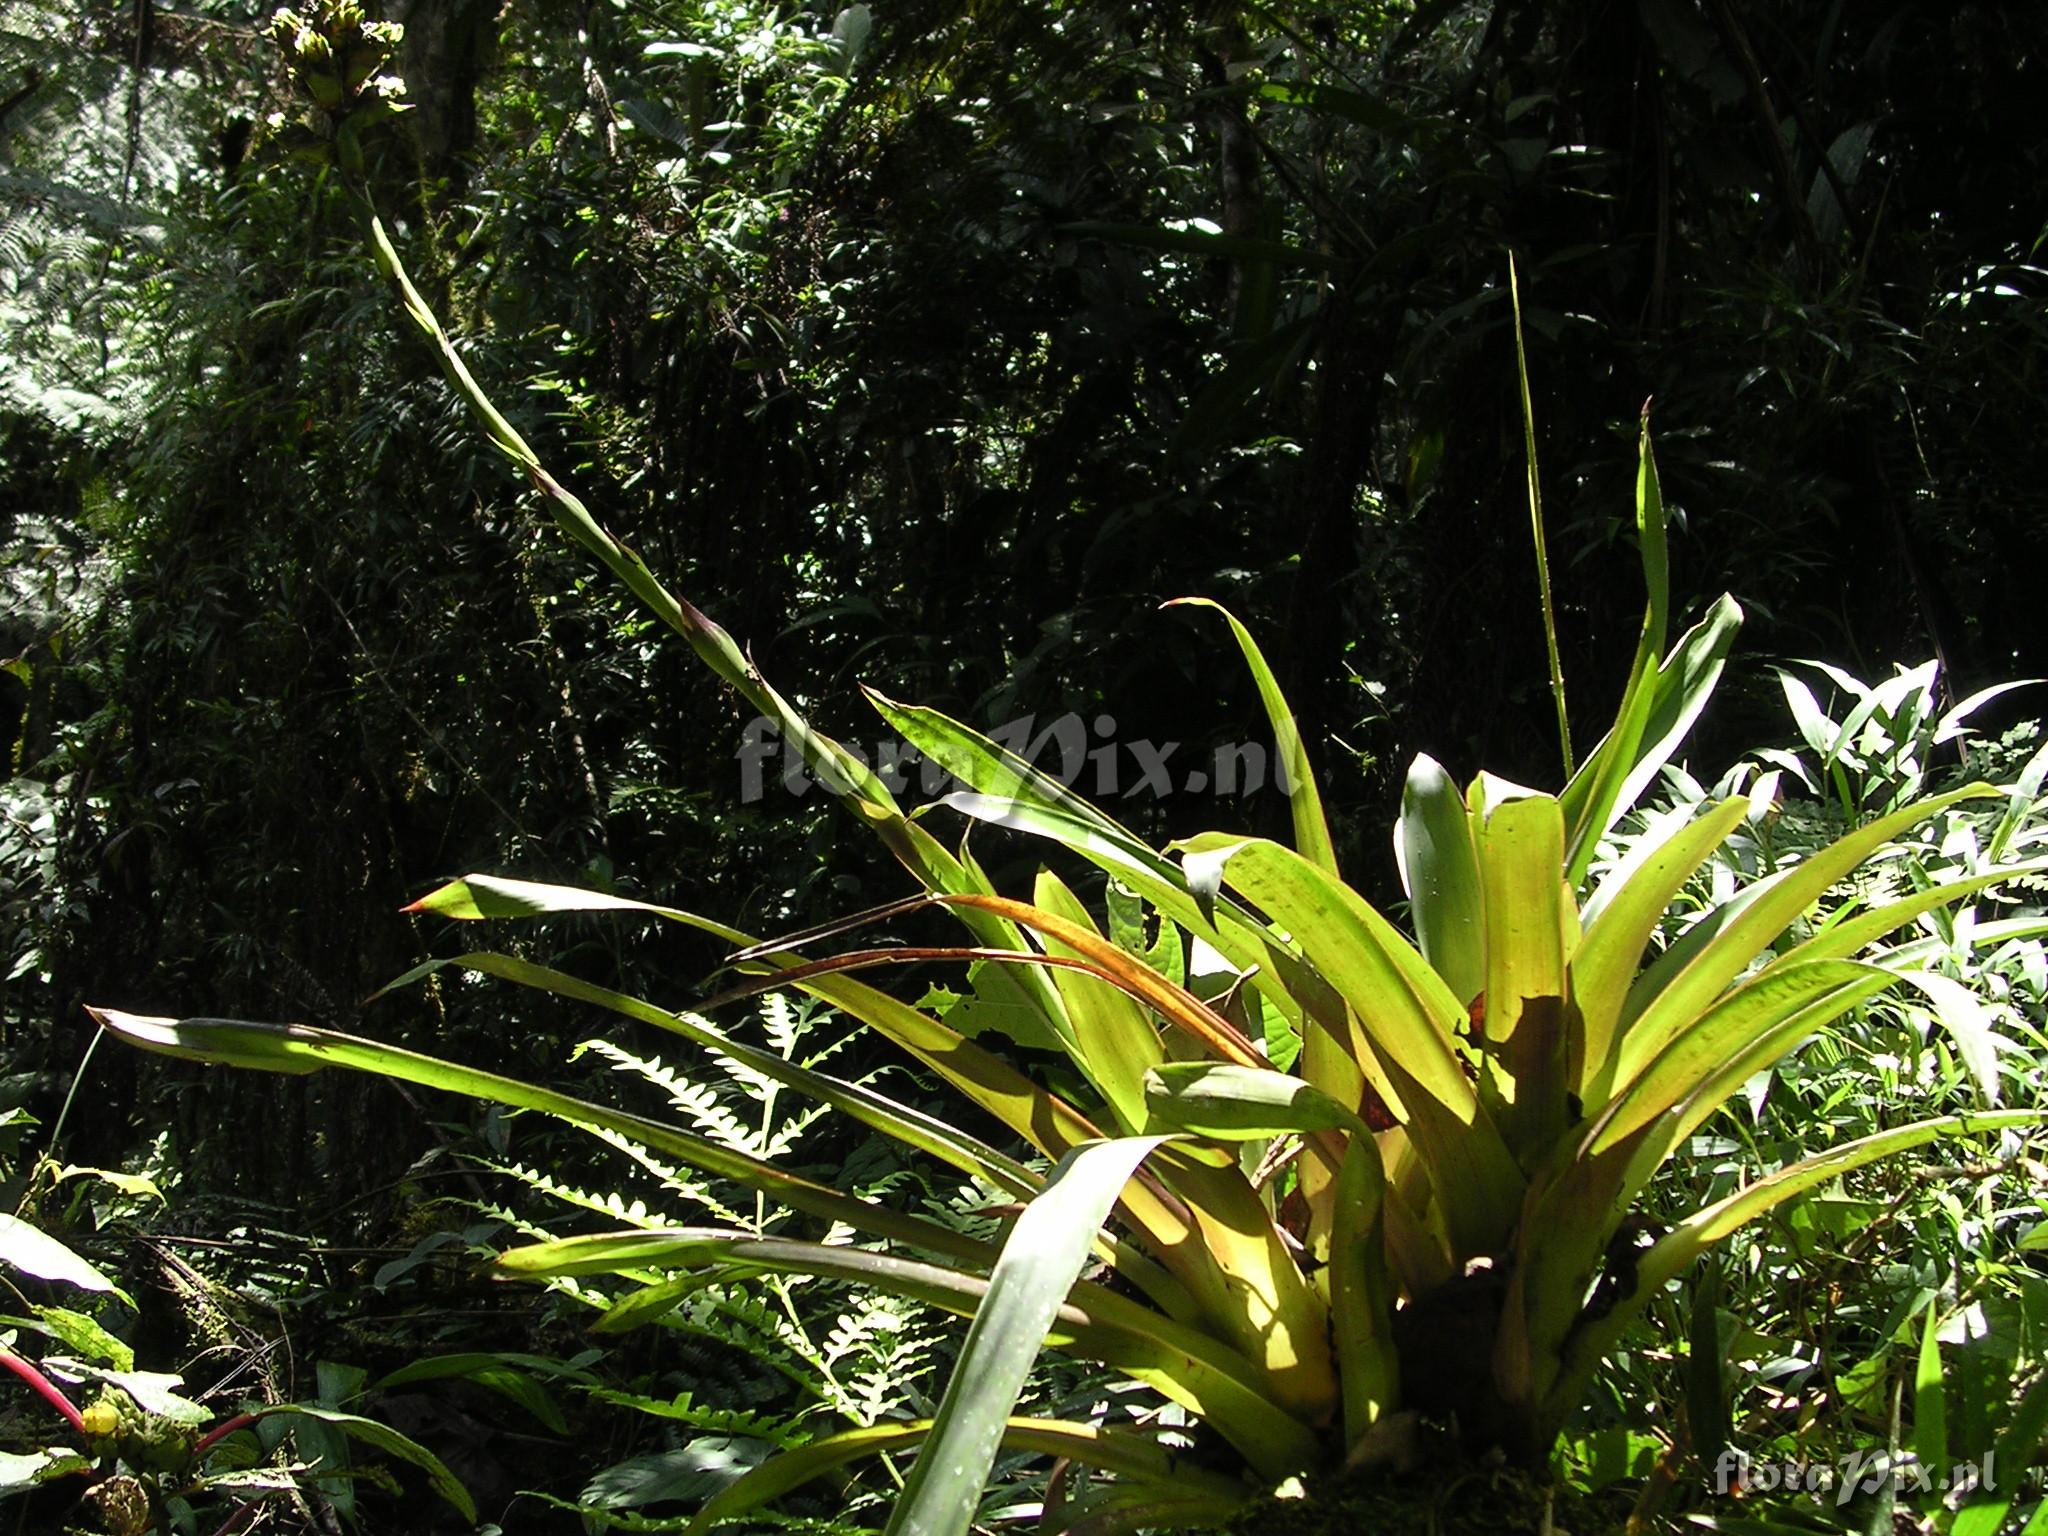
[1702, 0, 1825, 274]
[0, 69, 42, 134]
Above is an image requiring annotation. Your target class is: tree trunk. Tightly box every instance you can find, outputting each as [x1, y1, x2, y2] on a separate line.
[386, 0, 498, 191]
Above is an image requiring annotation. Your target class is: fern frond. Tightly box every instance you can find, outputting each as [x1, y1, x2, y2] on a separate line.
[472, 1153, 693, 1230]
[573, 1037, 756, 1154]
[576, 1126, 754, 1228]
[758, 1099, 834, 1160]
[580, 1387, 806, 1447]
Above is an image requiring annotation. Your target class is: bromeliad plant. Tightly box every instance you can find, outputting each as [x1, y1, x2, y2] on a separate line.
[88, 7, 2048, 1529]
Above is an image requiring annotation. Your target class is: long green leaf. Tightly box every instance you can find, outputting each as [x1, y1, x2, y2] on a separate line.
[1509, 257, 1572, 780]
[1571, 797, 1751, 1092]
[885, 1136, 1169, 1536]
[1562, 592, 1744, 887]
[1602, 593, 1744, 837]
[1915, 1302, 1948, 1482]
[1777, 861, 2048, 970]
[1950, 1367, 2048, 1536]
[1165, 598, 1339, 876]
[1029, 870, 1165, 1133]
[395, 950, 1044, 1199]
[87, 1009, 990, 1265]
[1142, 1062, 1371, 1141]
[868, 692, 1132, 845]
[364, 209, 936, 875]
[1328, 1134, 1398, 1450]
[495, 1221, 1320, 1480]
[404, 877, 1230, 1321]
[1558, 417, 1669, 873]
[683, 1416, 1250, 1536]
[1590, 961, 1901, 1157]
[253, 1403, 475, 1521]
[1607, 783, 2000, 1092]
[1686, 1260, 1730, 1477]
[404, 872, 718, 928]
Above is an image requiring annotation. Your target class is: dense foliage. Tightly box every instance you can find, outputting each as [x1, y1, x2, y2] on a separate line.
[3, 1, 2047, 1531]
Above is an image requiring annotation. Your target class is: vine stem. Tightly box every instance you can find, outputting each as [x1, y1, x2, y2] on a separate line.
[37, 1024, 106, 1193]
[203, 1498, 263, 1536]
[0, 1345, 86, 1434]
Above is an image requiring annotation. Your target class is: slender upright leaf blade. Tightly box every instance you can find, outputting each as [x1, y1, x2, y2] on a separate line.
[1593, 594, 1743, 848]
[1329, 1136, 1397, 1449]
[1559, 420, 1673, 879]
[365, 210, 937, 876]
[1686, 1261, 1731, 1477]
[1613, 784, 2000, 1088]
[1950, 1367, 2048, 1536]
[1166, 598, 1339, 876]
[885, 1137, 1168, 1536]
[1563, 591, 1743, 885]
[1915, 1302, 1948, 1481]
[1573, 797, 1751, 1092]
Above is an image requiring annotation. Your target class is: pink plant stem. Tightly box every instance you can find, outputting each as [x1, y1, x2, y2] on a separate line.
[0, 1344, 87, 1434]
[192, 1410, 262, 1460]
[204, 1498, 262, 1536]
